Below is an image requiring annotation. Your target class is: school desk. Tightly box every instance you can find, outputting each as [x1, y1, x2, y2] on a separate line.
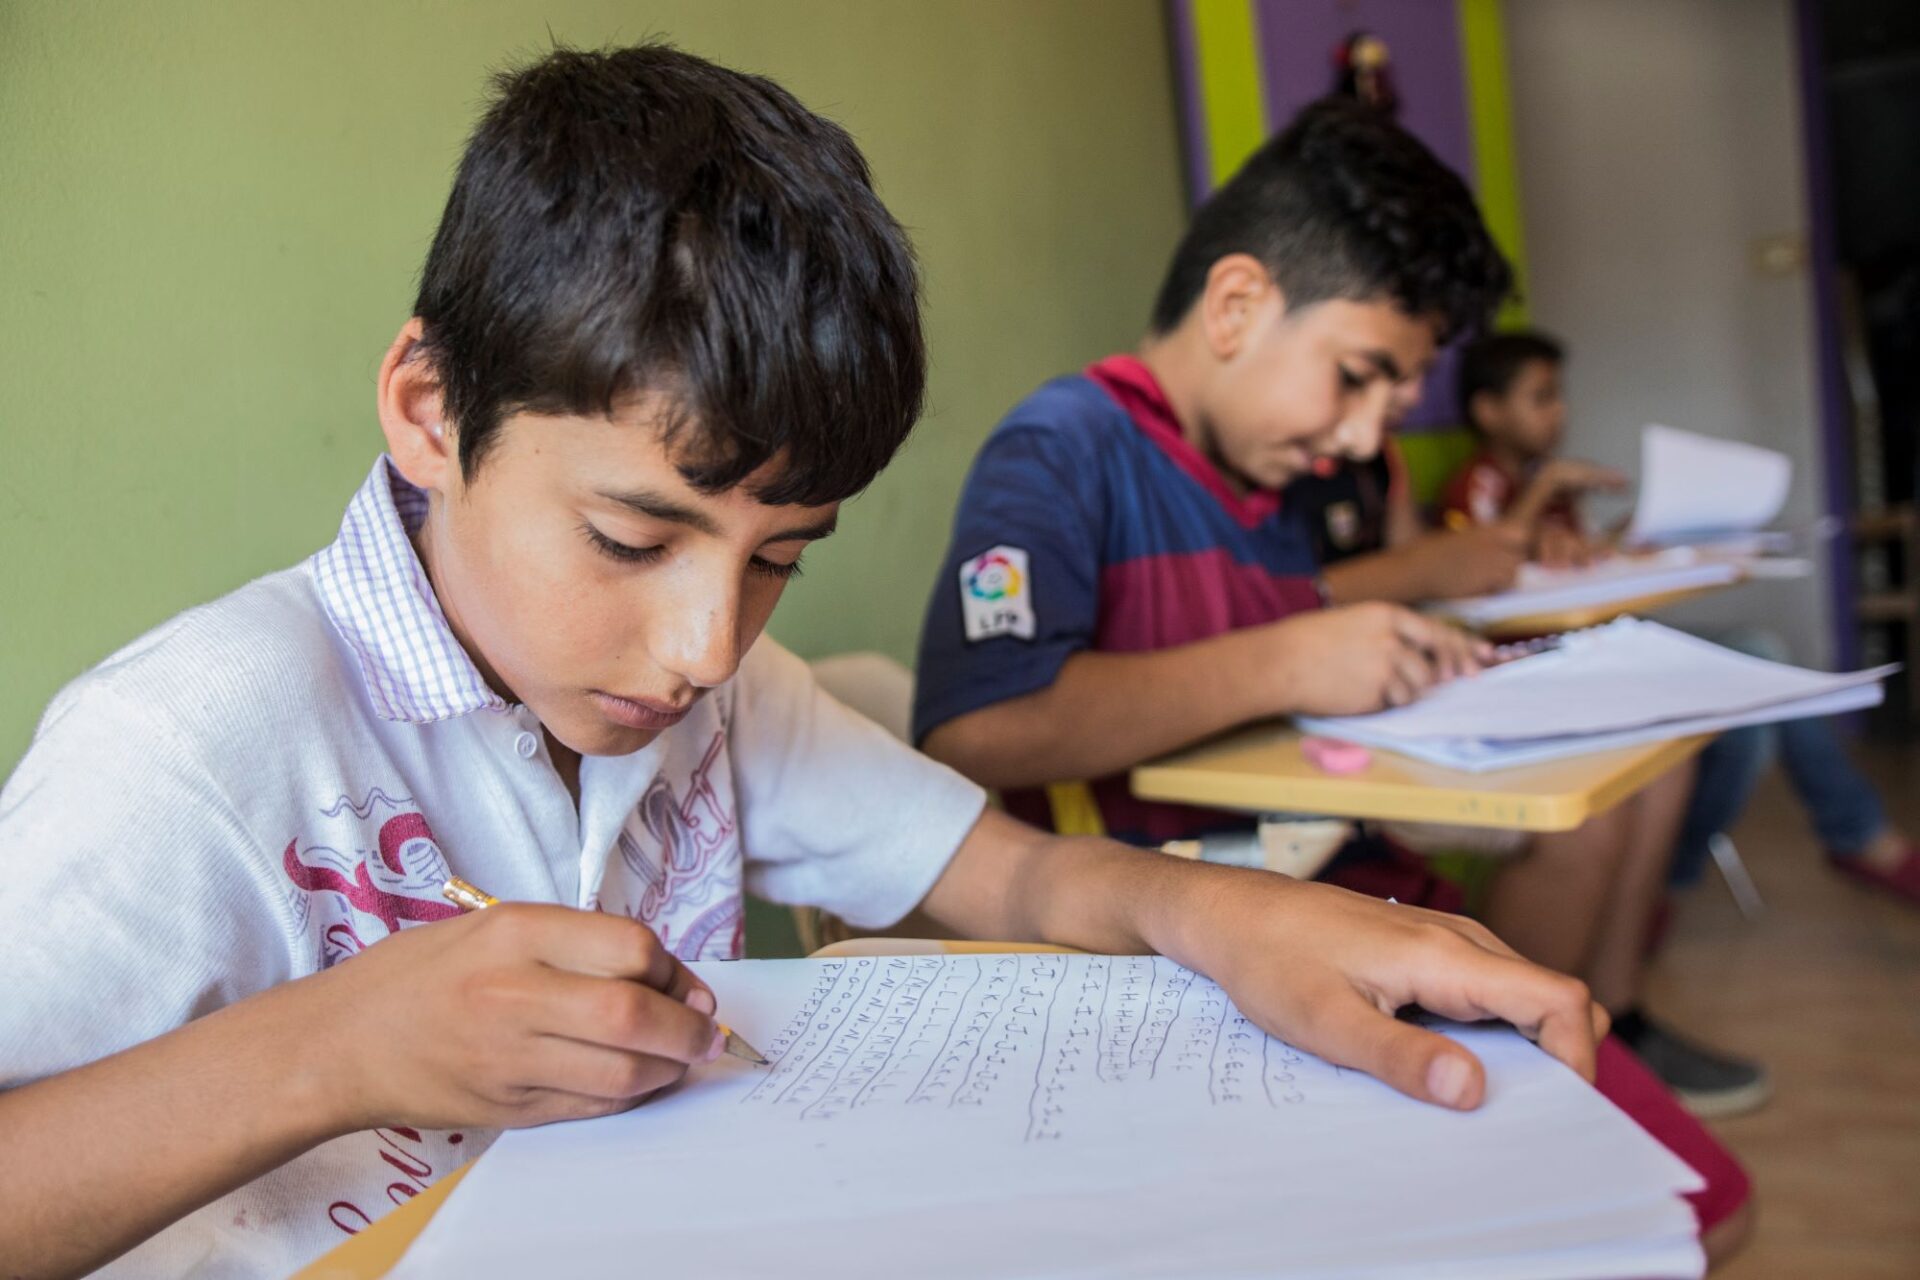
[290, 940, 1062, 1280]
[1438, 579, 1738, 640]
[1131, 725, 1709, 832]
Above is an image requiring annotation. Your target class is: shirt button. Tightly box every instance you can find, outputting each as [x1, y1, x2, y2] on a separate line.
[514, 731, 539, 760]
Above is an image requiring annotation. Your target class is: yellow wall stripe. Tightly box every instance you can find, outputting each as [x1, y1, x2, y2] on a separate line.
[1190, 0, 1270, 190]
[1458, 0, 1529, 327]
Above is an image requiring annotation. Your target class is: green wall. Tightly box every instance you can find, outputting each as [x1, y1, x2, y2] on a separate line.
[0, 0, 1186, 770]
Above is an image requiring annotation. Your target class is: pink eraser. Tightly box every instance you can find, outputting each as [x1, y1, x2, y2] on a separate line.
[1301, 736, 1370, 774]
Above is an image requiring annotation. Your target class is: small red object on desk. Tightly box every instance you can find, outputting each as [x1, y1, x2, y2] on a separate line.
[1300, 736, 1370, 775]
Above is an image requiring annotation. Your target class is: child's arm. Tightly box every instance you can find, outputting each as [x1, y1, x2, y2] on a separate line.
[1321, 524, 1527, 605]
[0, 905, 721, 1279]
[917, 809, 1604, 1108]
[922, 603, 1486, 791]
[1505, 458, 1626, 533]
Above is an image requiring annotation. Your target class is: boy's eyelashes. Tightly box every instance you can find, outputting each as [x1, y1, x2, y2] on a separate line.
[1337, 366, 1372, 393]
[583, 522, 667, 565]
[580, 522, 804, 580]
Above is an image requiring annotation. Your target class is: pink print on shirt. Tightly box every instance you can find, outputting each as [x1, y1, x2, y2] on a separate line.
[606, 730, 744, 961]
[283, 809, 459, 964]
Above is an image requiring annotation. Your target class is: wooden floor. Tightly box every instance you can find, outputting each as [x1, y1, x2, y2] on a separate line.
[1646, 741, 1920, 1278]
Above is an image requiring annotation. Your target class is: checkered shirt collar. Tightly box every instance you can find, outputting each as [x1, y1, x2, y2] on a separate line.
[310, 456, 507, 724]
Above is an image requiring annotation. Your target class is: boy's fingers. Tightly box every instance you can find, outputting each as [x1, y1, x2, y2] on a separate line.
[533, 969, 722, 1066]
[1305, 989, 1487, 1110]
[522, 1036, 689, 1102]
[1416, 951, 1602, 1083]
[518, 908, 681, 990]
[664, 960, 717, 1015]
[1389, 648, 1433, 699]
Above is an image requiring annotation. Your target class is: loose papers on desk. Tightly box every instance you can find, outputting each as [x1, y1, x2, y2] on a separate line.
[1300, 620, 1895, 772]
[1437, 548, 1746, 628]
[1627, 424, 1792, 545]
[392, 955, 1706, 1280]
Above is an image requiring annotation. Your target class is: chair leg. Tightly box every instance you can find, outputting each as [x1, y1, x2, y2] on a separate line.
[1708, 833, 1766, 920]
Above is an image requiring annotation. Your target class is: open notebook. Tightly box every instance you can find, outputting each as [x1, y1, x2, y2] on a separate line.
[1300, 619, 1895, 772]
[393, 955, 1704, 1280]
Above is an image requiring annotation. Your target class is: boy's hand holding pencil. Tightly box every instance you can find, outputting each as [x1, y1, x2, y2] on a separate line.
[303, 893, 737, 1135]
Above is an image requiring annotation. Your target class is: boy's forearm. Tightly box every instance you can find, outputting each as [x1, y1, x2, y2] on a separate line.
[0, 978, 354, 1279]
[1507, 475, 1563, 530]
[919, 631, 1280, 790]
[920, 808, 1221, 956]
[1321, 549, 1427, 605]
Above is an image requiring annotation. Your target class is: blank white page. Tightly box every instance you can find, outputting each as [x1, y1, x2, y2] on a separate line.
[1313, 620, 1892, 743]
[392, 955, 1702, 1280]
[1627, 424, 1791, 544]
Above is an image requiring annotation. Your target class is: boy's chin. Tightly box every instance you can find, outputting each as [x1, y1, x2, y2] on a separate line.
[540, 709, 662, 758]
[575, 721, 663, 757]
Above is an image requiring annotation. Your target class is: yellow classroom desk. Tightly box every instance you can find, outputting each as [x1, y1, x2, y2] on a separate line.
[1436, 579, 1738, 640]
[1131, 725, 1709, 832]
[291, 940, 1057, 1280]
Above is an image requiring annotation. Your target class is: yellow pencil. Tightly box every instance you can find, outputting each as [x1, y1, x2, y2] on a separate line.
[440, 876, 768, 1066]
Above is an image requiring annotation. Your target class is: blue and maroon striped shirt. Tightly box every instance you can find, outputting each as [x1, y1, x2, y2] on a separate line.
[913, 354, 1323, 844]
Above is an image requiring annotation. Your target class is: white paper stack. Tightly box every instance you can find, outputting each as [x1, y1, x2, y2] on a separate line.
[1626, 424, 1793, 546]
[392, 955, 1707, 1279]
[1437, 548, 1745, 628]
[1300, 619, 1894, 772]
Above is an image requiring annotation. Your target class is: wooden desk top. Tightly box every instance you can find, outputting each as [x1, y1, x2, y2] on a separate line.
[1131, 725, 1707, 832]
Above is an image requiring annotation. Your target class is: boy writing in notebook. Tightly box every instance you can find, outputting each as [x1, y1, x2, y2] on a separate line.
[912, 100, 1751, 1251]
[0, 48, 1603, 1280]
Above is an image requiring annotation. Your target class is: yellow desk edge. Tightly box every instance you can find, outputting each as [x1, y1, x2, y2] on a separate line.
[291, 940, 1069, 1280]
[1132, 733, 1707, 833]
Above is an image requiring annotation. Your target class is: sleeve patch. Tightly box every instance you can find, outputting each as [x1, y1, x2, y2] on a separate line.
[959, 545, 1035, 642]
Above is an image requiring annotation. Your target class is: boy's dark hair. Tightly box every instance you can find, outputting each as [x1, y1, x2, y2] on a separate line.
[413, 44, 923, 506]
[1457, 329, 1565, 428]
[1150, 98, 1510, 341]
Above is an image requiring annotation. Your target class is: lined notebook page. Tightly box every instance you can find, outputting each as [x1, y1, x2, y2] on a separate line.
[393, 955, 1703, 1279]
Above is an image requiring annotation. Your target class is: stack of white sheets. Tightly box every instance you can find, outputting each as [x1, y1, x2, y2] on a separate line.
[393, 954, 1708, 1279]
[1300, 619, 1894, 771]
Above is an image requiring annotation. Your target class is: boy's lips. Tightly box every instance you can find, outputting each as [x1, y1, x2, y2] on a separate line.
[588, 690, 692, 730]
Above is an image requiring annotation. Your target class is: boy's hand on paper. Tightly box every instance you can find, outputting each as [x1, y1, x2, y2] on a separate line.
[1179, 874, 1607, 1109]
[1533, 523, 1604, 570]
[1269, 604, 1490, 714]
[308, 904, 722, 1133]
[1406, 525, 1527, 599]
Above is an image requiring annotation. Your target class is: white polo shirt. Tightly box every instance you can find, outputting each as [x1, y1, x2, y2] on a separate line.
[0, 457, 987, 1278]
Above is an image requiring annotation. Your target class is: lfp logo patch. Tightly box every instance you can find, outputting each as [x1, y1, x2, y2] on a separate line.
[960, 545, 1035, 642]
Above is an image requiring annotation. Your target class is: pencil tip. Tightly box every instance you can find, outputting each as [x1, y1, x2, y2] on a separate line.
[724, 1028, 770, 1066]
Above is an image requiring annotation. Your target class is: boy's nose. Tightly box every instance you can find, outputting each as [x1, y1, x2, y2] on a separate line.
[1338, 397, 1391, 459]
[654, 592, 744, 689]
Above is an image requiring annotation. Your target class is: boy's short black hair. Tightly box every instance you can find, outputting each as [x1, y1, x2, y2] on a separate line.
[414, 44, 924, 506]
[1457, 329, 1565, 428]
[1150, 98, 1510, 341]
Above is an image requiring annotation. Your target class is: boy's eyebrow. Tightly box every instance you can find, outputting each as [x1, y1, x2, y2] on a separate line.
[597, 487, 838, 542]
[767, 514, 839, 542]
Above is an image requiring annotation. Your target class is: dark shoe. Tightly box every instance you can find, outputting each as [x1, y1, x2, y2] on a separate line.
[1613, 1009, 1771, 1119]
[1829, 840, 1920, 908]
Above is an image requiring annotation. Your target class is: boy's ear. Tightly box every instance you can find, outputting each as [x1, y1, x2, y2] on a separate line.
[377, 318, 457, 493]
[1199, 254, 1283, 360]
